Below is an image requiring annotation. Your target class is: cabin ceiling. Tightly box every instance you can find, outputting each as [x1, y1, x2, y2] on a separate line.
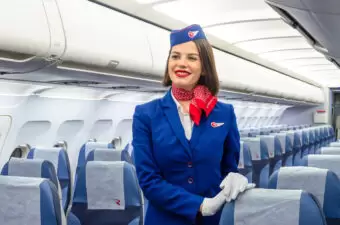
[91, 0, 340, 87]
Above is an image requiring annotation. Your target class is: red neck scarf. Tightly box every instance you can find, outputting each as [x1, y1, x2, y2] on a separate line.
[172, 84, 217, 125]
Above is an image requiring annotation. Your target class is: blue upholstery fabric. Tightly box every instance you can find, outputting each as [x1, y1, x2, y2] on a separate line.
[238, 142, 253, 183]
[71, 161, 143, 225]
[27, 147, 71, 213]
[219, 189, 326, 225]
[74, 142, 114, 195]
[0, 176, 62, 225]
[293, 131, 302, 166]
[269, 167, 340, 225]
[242, 138, 269, 188]
[1, 158, 59, 191]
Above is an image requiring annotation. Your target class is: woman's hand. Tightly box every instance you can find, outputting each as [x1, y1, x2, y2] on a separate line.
[220, 172, 255, 202]
[199, 190, 225, 216]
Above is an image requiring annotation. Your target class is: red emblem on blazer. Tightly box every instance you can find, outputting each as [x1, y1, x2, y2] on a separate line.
[211, 122, 224, 128]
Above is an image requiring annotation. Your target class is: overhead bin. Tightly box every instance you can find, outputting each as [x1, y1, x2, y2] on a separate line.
[0, 0, 65, 74]
[55, 0, 324, 104]
[265, 0, 340, 67]
[56, 0, 153, 76]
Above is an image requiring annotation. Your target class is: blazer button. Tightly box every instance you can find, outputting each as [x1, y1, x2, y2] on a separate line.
[188, 177, 193, 184]
[188, 162, 193, 168]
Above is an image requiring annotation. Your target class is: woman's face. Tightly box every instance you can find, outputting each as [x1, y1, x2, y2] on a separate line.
[168, 41, 202, 90]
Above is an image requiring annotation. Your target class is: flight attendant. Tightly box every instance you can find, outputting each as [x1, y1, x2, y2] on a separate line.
[132, 24, 254, 225]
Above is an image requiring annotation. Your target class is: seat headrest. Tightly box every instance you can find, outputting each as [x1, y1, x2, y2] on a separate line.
[85, 161, 141, 210]
[84, 142, 113, 160]
[320, 147, 340, 155]
[0, 176, 61, 225]
[1, 158, 59, 189]
[242, 138, 269, 161]
[219, 188, 326, 225]
[28, 147, 68, 176]
[269, 167, 340, 220]
[303, 155, 340, 180]
[87, 148, 132, 163]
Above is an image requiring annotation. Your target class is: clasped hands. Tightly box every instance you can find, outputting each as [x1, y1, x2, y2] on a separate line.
[200, 172, 255, 216]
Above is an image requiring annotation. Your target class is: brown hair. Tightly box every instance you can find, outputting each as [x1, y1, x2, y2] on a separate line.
[162, 39, 220, 96]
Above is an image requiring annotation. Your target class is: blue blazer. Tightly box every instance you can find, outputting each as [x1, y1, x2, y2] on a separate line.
[132, 90, 240, 225]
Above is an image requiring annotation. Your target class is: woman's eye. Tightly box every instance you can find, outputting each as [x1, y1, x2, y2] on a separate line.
[171, 55, 179, 59]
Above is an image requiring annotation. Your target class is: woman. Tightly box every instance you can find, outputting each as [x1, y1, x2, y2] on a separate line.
[132, 24, 254, 225]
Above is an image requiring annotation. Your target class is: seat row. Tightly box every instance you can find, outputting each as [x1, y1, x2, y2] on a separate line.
[238, 124, 336, 188]
[0, 139, 141, 225]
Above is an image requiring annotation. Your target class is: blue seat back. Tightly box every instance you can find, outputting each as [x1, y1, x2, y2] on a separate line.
[308, 129, 316, 154]
[269, 167, 340, 224]
[0, 176, 63, 225]
[279, 132, 293, 166]
[260, 135, 282, 177]
[71, 161, 143, 225]
[1, 158, 59, 190]
[87, 148, 132, 164]
[75, 142, 113, 185]
[302, 155, 340, 180]
[242, 137, 269, 188]
[27, 147, 71, 212]
[293, 131, 303, 165]
[219, 188, 326, 225]
[238, 141, 253, 183]
[320, 147, 340, 155]
[301, 129, 309, 157]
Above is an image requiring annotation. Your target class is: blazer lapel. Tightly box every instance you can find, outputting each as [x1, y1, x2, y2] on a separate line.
[161, 90, 192, 156]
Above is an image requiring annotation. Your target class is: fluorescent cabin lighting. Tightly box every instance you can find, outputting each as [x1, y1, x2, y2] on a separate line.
[235, 37, 311, 54]
[205, 20, 300, 44]
[135, 0, 165, 4]
[153, 0, 280, 26]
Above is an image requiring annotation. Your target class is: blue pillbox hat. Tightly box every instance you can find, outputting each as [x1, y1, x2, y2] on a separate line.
[170, 24, 207, 47]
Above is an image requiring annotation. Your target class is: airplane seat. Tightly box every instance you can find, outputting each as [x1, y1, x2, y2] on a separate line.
[71, 161, 143, 225]
[314, 128, 321, 153]
[86, 148, 132, 164]
[1, 158, 60, 193]
[219, 188, 326, 225]
[249, 128, 260, 137]
[242, 137, 269, 188]
[259, 127, 269, 135]
[308, 129, 316, 154]
[0, 158, 68, 224]
[123, 142, 135, 164]
[320, 147, 340, 155]
[329, 126, 336, 142]
[0, 176, 65, 225]
[269, 167, 340, 224]
[238, 141, 253, 183]
[278, 132, 293, 167]
[329, 142, 340, 147]
[302, 155, 340, 179]
[27, 147, 71, 213]
[293, 131, 303, 166]
[239, 129, 249, 138]
[301, 130, 309, 157]
[260, 135, 282, 177]
[75, 142, 114, 186]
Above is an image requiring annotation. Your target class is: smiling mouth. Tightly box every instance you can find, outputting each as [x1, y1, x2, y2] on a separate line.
[175, 70, 191, 77]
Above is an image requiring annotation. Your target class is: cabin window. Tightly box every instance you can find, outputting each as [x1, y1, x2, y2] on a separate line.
[10, 144, 30, 159]
[54, 140, 68, 150]
[10, 148, 22, 158]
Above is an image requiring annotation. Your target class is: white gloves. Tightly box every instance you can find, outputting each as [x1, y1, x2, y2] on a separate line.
[200, 173, 255, 217]
[200, 190, 225, 216]
[220, 172, 255, 202]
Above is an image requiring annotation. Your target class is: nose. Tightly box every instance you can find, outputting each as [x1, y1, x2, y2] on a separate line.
[177, 56, 188, 68]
